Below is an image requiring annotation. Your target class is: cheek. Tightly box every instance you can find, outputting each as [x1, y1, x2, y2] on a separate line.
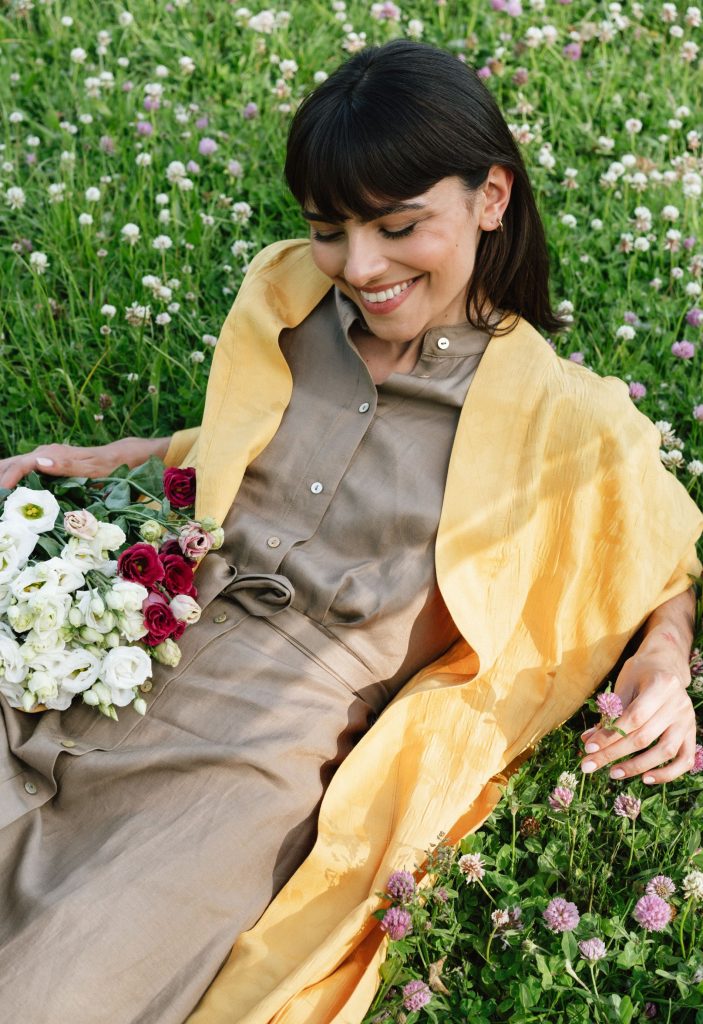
[310, 242, 342, 280]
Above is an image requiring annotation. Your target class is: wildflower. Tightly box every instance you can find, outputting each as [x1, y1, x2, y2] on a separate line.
[386, 870, 416, 904]
[156, 312, 171, 326]
[633, 894, 671, 931]
[578, 937, 607, 961]
[407, 18, 423, 37]
[242, 102, 259, 120]
[616, 325, 635, 341]
[198, 137, 218, 156]
[558, 771, 578, 789]
[563, 42, 581, 60]
[5, 187, 27, 210]
[190, 351, 205, 363]
[100, 135, 116, 155]
[548, 786, 574, 811]
[402, 979, 431, 1012]
[691, 745, 703, 773]
[371, 1, 401, 20]
[232, 201, 252, 225]
[85, 187, 101, 203]
[644, 1004, 658, 1020]
[671, 341, 695, 359]
[152, 235, 173, 251]
[543, 897, 580, 932]
[101, 304, 117, 319]
[645, 875, 676, 900]
[613, 793, 641, 820]
[520, 816, 540, 837]
[492, 905, 522, 931]
[660, 450, 685, 469]
[124, 302, 151, 326]
[629, 382, 647, 400]
[682, 870, 703, 901]
[29, 252, 48, 274]
[70, 47, 87, 63]
[688, 460, 703, 476]
[202, 334, 218, 347]
[166, 161, 187, 185]
[596, 691, 623, 720]
[121, 223, 141, 245]
[688, 308, 703, 328]
[380, 906, 412, 940]
[458, 853, 484, 882]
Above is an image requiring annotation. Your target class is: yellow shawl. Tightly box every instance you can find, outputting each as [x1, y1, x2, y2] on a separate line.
[163, 240, 702, 1024]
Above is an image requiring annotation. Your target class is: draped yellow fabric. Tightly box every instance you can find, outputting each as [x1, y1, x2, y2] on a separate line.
[166, 240, 703, 1024]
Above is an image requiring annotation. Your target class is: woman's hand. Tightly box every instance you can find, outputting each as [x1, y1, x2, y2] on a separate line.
[0, 437, 171, 491]
[580, 588, 698, 785]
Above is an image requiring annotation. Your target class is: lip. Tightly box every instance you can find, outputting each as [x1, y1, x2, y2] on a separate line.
[352, 275, 422, 316]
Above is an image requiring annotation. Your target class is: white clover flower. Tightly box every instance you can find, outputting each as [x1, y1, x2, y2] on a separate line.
[683, 871, 703, 900]
[152, 234, 173, 251]
[135, 153, 152, 168]
[537, 146, 556, 170]
[166, 160, 187, 184]
[407, 18, 424, 38]
[313, 70, 329, 84]
[60, 150, 76, 165]
[155, 64, 169, 79]
[597, 135, 615, 152]
[25, 135, 40, 148]
[29, 252, 49, 274]
[686, 5, 702, 26]
[686, 282, 702, 297]
[85, 186, 101, 203]
[179, 55, 196, 74]
[48, 182, 67, 203]
[683, 172, 702, 199]
[634, 237, 650, 252]
[560, 214, 577, 228]
[158, 210, 170, 225]
[190, 350, 205, 363]
[5, 186, 26, 210]
[661, 205, 680, 221]
[248, 9, 276, 32]
[661, 1, 678, 21]
[84, 76, 101, 98]
[558, 771, 579, 789]
[688, 460, 703, 476]
[124, 301, 151, 326]
[670, 23, 685, 36]
[78, 213, 94, 227]
[660, 449, 685, 469]
[616, 325, 636, 340]
[625, 118, 643, 134]
[155, 193, 169, 207]
[121, 223, 141, 245]
[144, 81, 164, 99]
[118, 10, 134, 27]
[681, 40, 699, 61]
[202, 334, 218, 347]
[231, 201, 252, 224]
[155, 312, 171, 326]
[101, 303, 117, 319]
[61, 15, 74, 25]
[279, 58, 298, 79]
[79, 114, 94, 126]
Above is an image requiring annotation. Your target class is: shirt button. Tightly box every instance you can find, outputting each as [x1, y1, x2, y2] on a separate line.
[358, 402, 370, 413]
[310, 482, 323, 494]
[213, 612, 228, 623]
[60, 739, 76, 748]
[139, 681, 153, 693]
[24, 780, 38, 795]
[266, 536, 281, 548]
[437, 336, 450, 350]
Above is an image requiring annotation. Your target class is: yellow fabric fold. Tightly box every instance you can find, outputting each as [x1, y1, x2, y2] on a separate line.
[172, 240, 702, 1024]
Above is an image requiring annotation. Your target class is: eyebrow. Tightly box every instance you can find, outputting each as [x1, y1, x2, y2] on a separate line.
[301, 201, 427, 224]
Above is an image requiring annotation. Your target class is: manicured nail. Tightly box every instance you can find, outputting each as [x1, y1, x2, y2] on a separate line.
[610, 768, 625, 779]
[643, 775, 655, 785]
[581, 760, 597, 773]
[584, 743, 599, 754]
[36, 457, 54, 466]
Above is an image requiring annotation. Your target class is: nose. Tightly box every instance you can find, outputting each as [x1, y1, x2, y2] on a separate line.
[342, 230, 388, 289]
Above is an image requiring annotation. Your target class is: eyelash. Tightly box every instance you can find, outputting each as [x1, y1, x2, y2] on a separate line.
[312, 224, 416, 243]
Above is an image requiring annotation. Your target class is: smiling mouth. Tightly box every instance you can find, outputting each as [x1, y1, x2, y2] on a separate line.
[359, 276, 419, 303]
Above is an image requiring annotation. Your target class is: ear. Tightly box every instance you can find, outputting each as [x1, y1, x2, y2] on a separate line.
[478, 165, 514, 232]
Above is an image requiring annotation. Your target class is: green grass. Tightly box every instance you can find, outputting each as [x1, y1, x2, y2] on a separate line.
[1, 1, 702, 1020]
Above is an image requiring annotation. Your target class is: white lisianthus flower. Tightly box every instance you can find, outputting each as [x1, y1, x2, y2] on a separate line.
[0, 632, 29, 705]
[25, 586, 72, 636]
[11, 557, 85, 600]
[60, 535, 113, 573]
[54, 646, 102, 695]
[105, 578, 148, 613]
[27, 665, 62, 708]
[72, 590, 117, 634]
[99, 645, 153, 706]
[95, 521, 127, 552]
[64, 509, 99, 539]
[2, 486, 60, 533]
[0, 521, 37, 584]
[117, 609, 148, 642]
[0, 584, 13, 614]
[6, 602, 35, 633]
[170, 593, 201, 623]
[151, 637, 182, 667]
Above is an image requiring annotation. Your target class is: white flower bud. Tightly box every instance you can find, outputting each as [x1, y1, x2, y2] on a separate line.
[133, 697, 148, 716]
[82, 688, 100, 706]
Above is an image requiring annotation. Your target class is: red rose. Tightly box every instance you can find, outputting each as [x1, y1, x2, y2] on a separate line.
[160, 553, 197, 598]
[163, 467, 196, 509]
[118, 543, 165, 587]
[158, 536, 188, 559]
[142, 592, 180, 646]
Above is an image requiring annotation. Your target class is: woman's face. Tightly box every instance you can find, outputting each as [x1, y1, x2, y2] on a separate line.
[305, 173, 508, 346]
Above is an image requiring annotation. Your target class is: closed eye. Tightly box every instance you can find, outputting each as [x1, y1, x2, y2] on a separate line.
[312, 223, 417, 243]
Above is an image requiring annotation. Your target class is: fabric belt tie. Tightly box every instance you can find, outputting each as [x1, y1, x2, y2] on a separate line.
[220, 569, 295, 618]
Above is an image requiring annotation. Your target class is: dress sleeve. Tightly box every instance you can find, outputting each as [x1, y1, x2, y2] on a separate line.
[163, 426, 200, 468]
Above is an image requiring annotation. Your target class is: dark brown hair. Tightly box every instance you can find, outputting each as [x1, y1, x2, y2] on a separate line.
[285, 40, 566, 336]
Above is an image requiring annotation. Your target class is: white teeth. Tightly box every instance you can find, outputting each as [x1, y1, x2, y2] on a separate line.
[360, 278, 414, 303]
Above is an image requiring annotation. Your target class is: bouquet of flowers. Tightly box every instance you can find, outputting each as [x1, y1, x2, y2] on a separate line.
[0, 459, 222, 721]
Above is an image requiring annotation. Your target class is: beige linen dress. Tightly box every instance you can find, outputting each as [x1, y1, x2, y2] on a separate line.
[0, 289, 492, 1024]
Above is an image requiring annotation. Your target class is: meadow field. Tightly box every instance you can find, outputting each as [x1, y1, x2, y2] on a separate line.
[1, 0, 702, 1020]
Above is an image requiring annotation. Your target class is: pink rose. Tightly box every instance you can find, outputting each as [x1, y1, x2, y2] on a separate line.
[64, 509, 99, 539]
[178, 522, 213, 561]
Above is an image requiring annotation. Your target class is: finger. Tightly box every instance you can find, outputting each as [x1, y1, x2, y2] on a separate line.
[605, 726, 692, 781]
[0, 454, 42, 490]
[640, 735, 697, 785]
[582, 678, 689, 755]
[580, 706, 687, 774]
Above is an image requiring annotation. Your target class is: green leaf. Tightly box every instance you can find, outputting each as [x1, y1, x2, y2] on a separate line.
[616, 940, 641, 969]
[561, 932, 578, 960]
[104, 480, 132, 510]
[35, 534, 63, 558]
[535, 954, 553, 990]
[618, 995, 635, 1024]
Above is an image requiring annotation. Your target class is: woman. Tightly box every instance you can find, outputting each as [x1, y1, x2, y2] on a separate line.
[0, 40, 701, 1024]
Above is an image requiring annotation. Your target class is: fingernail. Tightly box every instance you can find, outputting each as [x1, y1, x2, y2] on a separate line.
[581, 726, 597, 737]
[36, 457, 54, 466]
[643, 775, 655, 785]
[584, 743, 599, 754]
[581, 760, 597, 773]
[610, 768, 625, 779]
